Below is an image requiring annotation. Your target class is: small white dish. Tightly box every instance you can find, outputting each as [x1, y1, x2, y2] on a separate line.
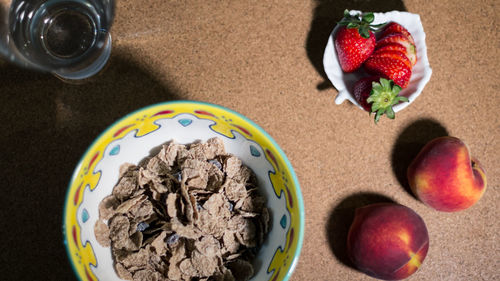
[323, 10, 432, 112]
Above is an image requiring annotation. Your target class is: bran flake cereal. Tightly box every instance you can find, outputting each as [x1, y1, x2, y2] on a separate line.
[95, 138, 270, 281]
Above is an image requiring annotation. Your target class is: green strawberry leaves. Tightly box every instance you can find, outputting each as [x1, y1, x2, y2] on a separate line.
[362, 13, 374, 23]
[338, 10, 387, 39]
[358, 26, 370, 39]
[367, 78, 409, 123]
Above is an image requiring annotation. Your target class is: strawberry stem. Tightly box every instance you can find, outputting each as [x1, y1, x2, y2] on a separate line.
[338, 10, 387, 38]
[366, 78, 409, 123]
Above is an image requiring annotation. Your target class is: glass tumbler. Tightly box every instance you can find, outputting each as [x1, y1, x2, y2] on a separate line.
[0, 0, 115, 80]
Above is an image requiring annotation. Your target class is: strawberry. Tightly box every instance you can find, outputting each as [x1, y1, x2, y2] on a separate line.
[371, 50, 412, 69]
[364, 55, 412, 88]
[335, 28, 375, 72]
[353, 76, 380, 112]
[376, 33, 417, 67]
[353, 76, 409, 123]
[380, 22, 415, 45]
[334, 10, 386, 72]
[373, 43, 407, 57]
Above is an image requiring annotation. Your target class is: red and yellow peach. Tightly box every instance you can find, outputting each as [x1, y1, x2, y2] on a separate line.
[407, 136, 487, 212]
[347, 203, 429, 280]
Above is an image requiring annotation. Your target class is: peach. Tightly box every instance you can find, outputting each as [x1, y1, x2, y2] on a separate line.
[347, 203, 429, 280]
[407, 136, 487, 212]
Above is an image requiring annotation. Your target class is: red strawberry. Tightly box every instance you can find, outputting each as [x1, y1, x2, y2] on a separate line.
[371, 50, 412, 69]
[373, 43, 407, 57]
[335, 28, 375, 72]
[352, 76, 409, 123]
[380, 22, 415, 45]
[334, 10, 386, 72]
[377, 33, 417, 67]
[364, 56, 412, 88]
[353, 76, 380, 111]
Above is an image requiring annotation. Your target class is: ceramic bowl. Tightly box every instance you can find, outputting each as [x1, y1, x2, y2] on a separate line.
[63, 101, 305, 281]
[323, 10, 432, 112]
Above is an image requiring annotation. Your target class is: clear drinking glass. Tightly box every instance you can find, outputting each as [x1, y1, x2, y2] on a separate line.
[0, 0, 115, 80]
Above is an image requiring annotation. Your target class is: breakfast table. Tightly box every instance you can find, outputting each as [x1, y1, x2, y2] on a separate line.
[0, 0, 498, 280]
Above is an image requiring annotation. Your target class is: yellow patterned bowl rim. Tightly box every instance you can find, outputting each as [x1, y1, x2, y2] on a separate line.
[63, 100, 305, 281]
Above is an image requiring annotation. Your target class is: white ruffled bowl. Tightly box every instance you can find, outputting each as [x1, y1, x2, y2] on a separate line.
[323, 10, 432, 112]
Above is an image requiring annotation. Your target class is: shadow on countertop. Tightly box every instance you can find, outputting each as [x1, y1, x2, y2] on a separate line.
[325, 192, 395, 270]
[391, 118, 449, 198]
[0, 49, 183, 280]
[306, 0, 407, 91]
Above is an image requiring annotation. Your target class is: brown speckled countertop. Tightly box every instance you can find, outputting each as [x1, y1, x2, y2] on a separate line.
[0, 0, 499, 280]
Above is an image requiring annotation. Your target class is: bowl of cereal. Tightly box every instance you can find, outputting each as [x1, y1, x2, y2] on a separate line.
[63, 101, 305, 281]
